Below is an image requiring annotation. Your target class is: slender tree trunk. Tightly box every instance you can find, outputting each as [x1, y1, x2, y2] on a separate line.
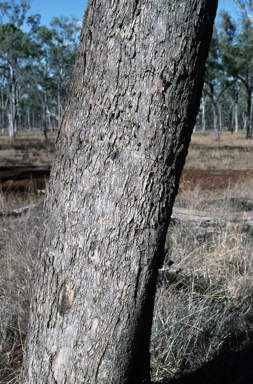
[43, 93, 48, 140]
[8, 63, 16, 138]
[243, 111, 247, 130]
[57, 70, 62, 127]
[201, 96, 206, 134]
[16, 88, 21, 133]
[218, 102, 222, 132]
[247, 87, 252, 138]
[212, 99, 220, 140]
[1, 85, 4, 133]
[231, 98, 235, 134]
[27, 109, 31, 131]
[20, 1, 218, 383]
[235, 100, 238, 132]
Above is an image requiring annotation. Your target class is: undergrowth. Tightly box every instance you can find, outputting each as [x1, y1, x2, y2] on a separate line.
[151, 182, 253, 383]
[0, 182, 252, 383]
[0, 196, 43, 383]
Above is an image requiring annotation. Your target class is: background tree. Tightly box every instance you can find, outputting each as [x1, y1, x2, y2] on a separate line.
[0, 22, 34, 136]
[204, 27, 223, 140]
[220, 12, 253, 138]
[20, 1, 218, 383]
[0, 0, 33, 137]
[233, 0, 253, 23]
[48, 16, 80, 125]
[0, 2, 80, 136]
[0, 0, 30, 27]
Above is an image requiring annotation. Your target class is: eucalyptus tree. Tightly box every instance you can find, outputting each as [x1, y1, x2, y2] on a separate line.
[48, 16, 81, 126]
[29, 24, 55, 138]
[220, 11, 253, 138]
[23, 16, 80, 136]
[233, 0, 253, 23]
[204, 28, 222, 139]
[0, 0, 32, 137]
[0, 22, 34, 136]
[204, 26, 237, 139]
[0, 0, 30, 27]
[20, 1, 218, 383]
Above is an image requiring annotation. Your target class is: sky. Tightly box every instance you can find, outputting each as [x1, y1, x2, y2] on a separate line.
[26, 0, 242, 27]
[26, 0, 88, 25]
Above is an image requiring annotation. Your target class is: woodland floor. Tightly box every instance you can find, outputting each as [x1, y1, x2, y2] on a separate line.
[0, 129, 253, 193]
[0, 128, 253, 383]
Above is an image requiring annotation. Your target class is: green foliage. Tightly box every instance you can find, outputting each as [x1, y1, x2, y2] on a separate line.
[0, 0, 30, 27]
[0, 0, 80, 135]
[199, 9, 253, 137]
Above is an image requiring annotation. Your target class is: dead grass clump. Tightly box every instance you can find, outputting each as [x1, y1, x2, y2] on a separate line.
[185, 130, 253, 170]
[0, 177, 253, 383]
[151, 183, 253, 383]
[177, 178, 253, 214]
[0, 131, 56, 168]
[0, 199, 43, 383]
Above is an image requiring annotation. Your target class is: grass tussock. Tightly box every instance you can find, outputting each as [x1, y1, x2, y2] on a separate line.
[0, 195, 43, 383]
[185, 131, 253, 170]
[151, 182, 253, 383]
[0, 177, 253, 383]
[0, 131, 56, 168]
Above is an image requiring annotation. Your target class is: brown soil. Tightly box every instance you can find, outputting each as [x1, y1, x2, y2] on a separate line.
[1, 167, 252, 193]
[0, 167, 50, 192]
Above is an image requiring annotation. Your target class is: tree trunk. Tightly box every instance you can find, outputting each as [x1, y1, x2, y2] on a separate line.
[20, 1, 218, 383]
[235, 100, 238, 132]
[43, 93, 48, 139]
[8, 63, 16, 138]
[57, 70, 62, 127]
[27, 109, 31, 131]
[212, 99, 220, 140]
[201, 96, 206, 134]
[1, 85, 4, 133]
[231, 98, 235, 134]
[247, 87, 252, 138]
[243, 111, 247, 130]
[218, 102, 222, 131]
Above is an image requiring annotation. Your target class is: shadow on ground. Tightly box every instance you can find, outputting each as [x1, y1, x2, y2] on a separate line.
[152, 341, 253, 384]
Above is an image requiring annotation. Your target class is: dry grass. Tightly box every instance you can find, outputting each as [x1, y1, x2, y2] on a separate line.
[151, 181, 253, 383]
[0, 182, 252, 383]
[0, 131, 56, 168]
[186, 131, 253, 170]
[0, 129, 252, 383]
[0, 195, 43, 383]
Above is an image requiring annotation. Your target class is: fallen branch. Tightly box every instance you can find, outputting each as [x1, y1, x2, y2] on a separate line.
[0, 202, 43, 217]
[171, 207, 253, 236]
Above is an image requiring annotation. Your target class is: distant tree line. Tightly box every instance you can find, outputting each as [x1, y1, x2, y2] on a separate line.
[1, 0, 253, 140]
[0, 0, 80, 138]
[197, 1, 253, 139]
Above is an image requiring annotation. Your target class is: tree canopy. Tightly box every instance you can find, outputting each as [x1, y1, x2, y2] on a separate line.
[0, 0, 81, 137]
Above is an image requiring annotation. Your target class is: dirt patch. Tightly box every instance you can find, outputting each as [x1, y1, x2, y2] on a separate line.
[0, 167, 252, 193]
[180, 169, 253, 190]
[0, 167, 50, 192]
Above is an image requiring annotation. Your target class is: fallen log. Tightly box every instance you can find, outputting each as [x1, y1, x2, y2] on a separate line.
[0, 202, 44, 217]
[171, 207, 253, 236]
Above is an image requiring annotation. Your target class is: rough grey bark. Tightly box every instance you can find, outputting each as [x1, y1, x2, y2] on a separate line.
[20, 1, 218, 383]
